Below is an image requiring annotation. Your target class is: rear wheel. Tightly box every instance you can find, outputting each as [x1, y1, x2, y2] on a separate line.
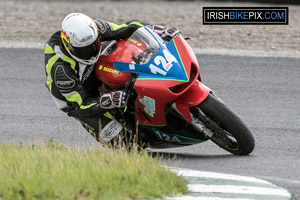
[192, 93, 255, 155]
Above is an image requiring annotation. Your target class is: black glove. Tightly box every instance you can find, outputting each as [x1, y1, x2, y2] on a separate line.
[100, 91, 128, 109]
[161, 27, 181, 41]
[111, 91, 128, 107]
[148, 25, 181, 41]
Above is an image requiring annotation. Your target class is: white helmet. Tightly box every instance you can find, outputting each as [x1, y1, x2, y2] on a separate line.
[61, 13, 101, 65]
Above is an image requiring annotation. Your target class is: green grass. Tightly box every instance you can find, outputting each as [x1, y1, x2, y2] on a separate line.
[0, 143, 187, 200]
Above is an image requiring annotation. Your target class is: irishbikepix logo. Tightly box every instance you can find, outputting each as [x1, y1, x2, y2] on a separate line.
[203, 7, 288, 25]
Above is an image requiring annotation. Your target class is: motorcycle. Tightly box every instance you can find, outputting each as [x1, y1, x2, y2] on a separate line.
[95, 27, 255, 155]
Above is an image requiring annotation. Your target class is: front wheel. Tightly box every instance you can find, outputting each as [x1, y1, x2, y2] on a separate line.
[192, 94, 255, 155]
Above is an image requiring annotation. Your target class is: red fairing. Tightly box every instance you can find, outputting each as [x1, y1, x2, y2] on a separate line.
[134, 35, 211, 125]
[134, 78, 181, 126]
[175, 81, 211, 122]
[95, 35, 211, 126]
[95, 39, 147, 90]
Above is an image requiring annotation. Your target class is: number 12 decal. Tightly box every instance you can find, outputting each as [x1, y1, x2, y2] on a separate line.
[149, 49, 177, 75]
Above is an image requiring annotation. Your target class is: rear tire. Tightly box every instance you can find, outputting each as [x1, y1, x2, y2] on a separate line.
[196, 94, 255, 155]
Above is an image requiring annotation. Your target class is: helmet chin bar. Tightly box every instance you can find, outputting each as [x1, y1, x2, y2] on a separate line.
[74, 53, 100, 65]
[64, 43, 101, 65]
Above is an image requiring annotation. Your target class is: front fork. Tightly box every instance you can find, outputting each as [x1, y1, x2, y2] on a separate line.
[169, 80, 215, 139]
[171, 103, 214, 139]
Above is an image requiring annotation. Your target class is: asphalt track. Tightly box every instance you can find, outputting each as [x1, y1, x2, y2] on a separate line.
[0, 48, 299, 199]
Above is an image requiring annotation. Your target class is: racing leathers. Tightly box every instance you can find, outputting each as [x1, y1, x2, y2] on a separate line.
[44, 20, 151, 139]
[44, 19, 180, 141]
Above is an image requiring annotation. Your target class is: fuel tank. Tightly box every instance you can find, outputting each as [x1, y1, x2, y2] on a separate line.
[95, 39, 147, 90]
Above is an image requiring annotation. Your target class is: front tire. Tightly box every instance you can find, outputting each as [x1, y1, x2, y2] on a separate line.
[194, 94, 255, 155]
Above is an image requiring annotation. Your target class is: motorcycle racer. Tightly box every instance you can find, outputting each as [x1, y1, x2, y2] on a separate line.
[44, 13, 180, 142]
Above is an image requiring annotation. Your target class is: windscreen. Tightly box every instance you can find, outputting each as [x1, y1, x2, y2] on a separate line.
[116, 27, 160, 64]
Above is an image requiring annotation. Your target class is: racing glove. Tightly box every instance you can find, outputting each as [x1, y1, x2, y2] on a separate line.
[100, 91, 128, 109]
[148, 25, 181, 41]
[161, 27, 181, 41]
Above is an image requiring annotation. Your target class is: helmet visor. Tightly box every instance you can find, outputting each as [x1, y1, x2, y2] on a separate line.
[69, 39, 101, 60]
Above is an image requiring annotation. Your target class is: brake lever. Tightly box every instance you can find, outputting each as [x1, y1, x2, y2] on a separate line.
[124, 75, 137, 91]
[122, 75, 137, 113]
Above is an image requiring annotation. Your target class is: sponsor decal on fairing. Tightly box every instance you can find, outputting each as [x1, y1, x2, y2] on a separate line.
[139, 96, 156, 117]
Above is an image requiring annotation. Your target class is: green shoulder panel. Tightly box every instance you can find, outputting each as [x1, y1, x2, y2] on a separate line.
[110, 21, 144, 31]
